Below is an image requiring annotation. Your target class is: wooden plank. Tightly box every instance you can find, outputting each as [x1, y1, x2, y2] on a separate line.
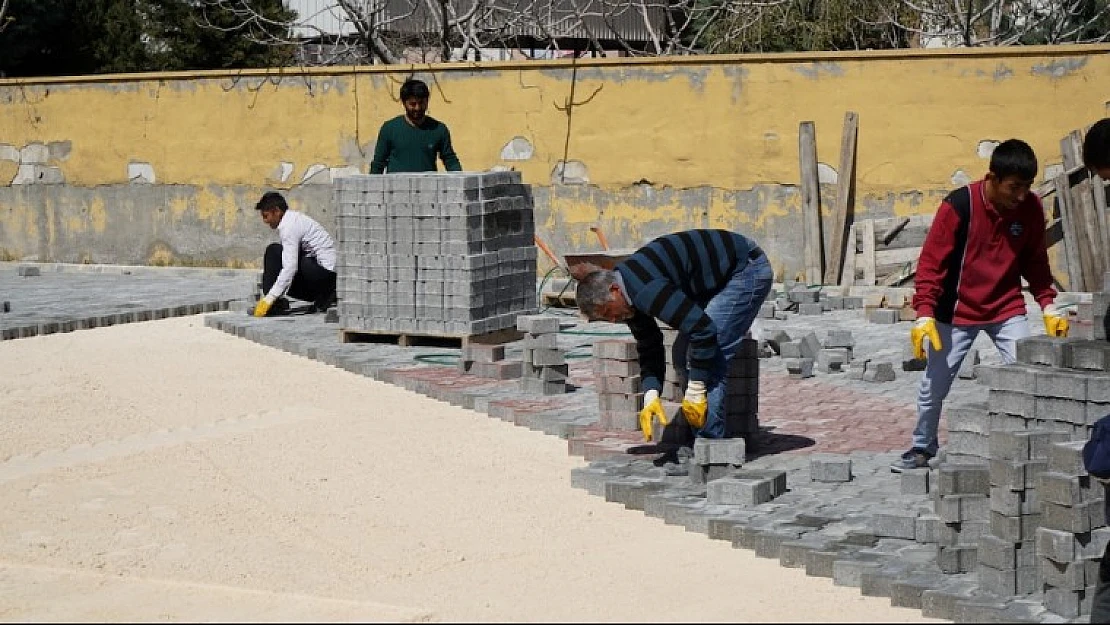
[874, 246, 923, 266]
[825, 111, 858, 286]
[841, 224, 858, 286]
[879, 259, 917, 287]
[859, 218, 877, 286]
[1062, 132, 1103, 288]
[1054, 171, 1085, 291]
[798, 121, 824, 285]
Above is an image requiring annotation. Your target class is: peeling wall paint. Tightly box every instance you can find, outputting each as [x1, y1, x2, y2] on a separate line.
[0, 45, 1107, 277]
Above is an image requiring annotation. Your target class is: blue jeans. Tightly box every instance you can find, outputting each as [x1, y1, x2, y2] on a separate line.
[912, 315, 1029, 455]
[674, 254, 773, 439]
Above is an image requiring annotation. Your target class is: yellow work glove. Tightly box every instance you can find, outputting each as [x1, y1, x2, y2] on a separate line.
[910, 316, 942, 360]
[638, 389, 668, 442]
[253, 295, 275, 318]
[1044, 304, 1069, 338]
[681, 380, 708, 430]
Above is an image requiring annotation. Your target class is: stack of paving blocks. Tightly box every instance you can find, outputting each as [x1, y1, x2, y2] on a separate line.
[725, 338, 761, 441]
[927, 334, 1110, 617]
[333, 171, 538, 336]
[517, 315, 567, 395]
[457, 344, 521, 380]
[592, 338, 647, 433]
[818, 330, 853, 374]
[1036, 441, 1110, 618]
[780, 331, 821, 379]
[932, 462, 990, 574]
[651, 325, 760, 441]
[690, 438, 745, 486]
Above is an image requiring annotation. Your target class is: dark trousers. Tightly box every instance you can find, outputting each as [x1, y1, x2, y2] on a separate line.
[262, 243, 336, 309]
[1094, 546, 1110, 623]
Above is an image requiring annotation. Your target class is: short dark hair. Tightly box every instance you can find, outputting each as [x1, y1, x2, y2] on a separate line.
[255, 191, 288, 212]
[1083, 118, 1110, 170]
[400, 78, 430, 101]
[989, 139, 1038, 181]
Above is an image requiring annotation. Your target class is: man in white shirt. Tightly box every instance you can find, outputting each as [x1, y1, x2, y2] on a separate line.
[252, 191, 338, 317]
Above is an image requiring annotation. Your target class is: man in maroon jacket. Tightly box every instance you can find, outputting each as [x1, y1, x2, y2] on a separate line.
[892, 139, 1070, 472]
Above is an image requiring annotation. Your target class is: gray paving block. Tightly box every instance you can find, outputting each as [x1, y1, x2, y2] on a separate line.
[1068, 339, 1110, 372]
[958, 348, 980, 379]
[869, 308, 899, 324]
[915, 514, 942, 544]
[937, 463, 990, 496]
[862, 361, 896, 382]
[936, 545, 977, 573]
[1048, 440, 1089, 477]
[516, 314, 560, 335]
[1016, 335, 1072, 368]
[901, 468, 930, 496]
[990, 510, 1042, 543]
[798, 331, 822, 360]
[592, 339, 637, 360]
[870, 511, 917, 539]
[707, 476, 774, 506]
[16, 265, 40, 277]
[979, 534, 1037, 570]
[810, 454, 852, 482]
[778, 538, 832, 568]
[816, 348, 849, 373]
[784, 357, 814, 379]
[890, 573, 949, 610]
[798, 302, 823, 315]
[832, 557, 885, 588]
[824, 329, 855, 349]
[948, 402, 990, 434]
[936, 494, 989, 524]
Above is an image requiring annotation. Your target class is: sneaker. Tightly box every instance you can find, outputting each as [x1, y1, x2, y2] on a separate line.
[890, 448, 932, 473]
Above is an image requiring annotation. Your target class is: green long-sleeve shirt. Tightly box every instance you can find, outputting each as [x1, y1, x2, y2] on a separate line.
[369, 115, 462, 174]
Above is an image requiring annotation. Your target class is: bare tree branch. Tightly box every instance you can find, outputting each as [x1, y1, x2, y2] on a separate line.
[0, 0, 11, 34]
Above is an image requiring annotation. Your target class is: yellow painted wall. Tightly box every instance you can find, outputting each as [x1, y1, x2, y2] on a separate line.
[0, 45, 1107, 276]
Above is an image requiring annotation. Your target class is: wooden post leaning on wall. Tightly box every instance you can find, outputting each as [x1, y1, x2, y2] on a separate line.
[798, 121, 824, 285]
[1054, 170, 1086, 291]
[1061, 131, 1104, 289]
[826, 111, 859, 286]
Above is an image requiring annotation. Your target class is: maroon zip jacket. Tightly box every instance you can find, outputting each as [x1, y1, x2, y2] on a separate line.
[912, 179, 1057, 325]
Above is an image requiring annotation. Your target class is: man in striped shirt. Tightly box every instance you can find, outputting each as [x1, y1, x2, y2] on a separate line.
[573, 229, 773, 440]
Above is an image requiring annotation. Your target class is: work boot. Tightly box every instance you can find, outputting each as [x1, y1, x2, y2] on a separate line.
[890, 448, 932, 473]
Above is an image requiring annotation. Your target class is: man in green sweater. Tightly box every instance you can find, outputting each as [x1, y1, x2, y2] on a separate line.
[369, 78, 462, 174]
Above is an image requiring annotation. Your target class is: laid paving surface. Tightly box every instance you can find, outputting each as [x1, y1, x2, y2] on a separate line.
[0, 262, 257, 339]
[1, 266, 1078, 623]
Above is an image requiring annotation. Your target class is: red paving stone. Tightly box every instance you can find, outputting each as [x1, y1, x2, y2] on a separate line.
[385, 363, 946, 461]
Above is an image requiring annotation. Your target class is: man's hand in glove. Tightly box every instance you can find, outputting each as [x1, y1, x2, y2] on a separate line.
[638, 389, 668, 442]
[681, 380, 708, 429]
[1044, 304, 1069, 338]
[910, 316, 942, 360]
[253, 295, 275, 318]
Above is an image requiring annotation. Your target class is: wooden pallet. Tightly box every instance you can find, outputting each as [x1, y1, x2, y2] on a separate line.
[339, 325, 523, 348]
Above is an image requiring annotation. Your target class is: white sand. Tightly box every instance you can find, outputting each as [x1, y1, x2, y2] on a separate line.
[0, 316, 947, 622]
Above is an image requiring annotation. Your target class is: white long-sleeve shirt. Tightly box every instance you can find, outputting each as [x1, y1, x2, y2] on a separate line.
[266, 210, 337, 300]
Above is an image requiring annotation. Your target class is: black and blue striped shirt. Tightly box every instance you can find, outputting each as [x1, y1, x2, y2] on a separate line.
[616, 229, 758, 392]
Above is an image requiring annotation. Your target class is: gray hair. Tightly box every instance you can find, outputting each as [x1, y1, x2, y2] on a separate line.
[575, 269, 617, 319]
